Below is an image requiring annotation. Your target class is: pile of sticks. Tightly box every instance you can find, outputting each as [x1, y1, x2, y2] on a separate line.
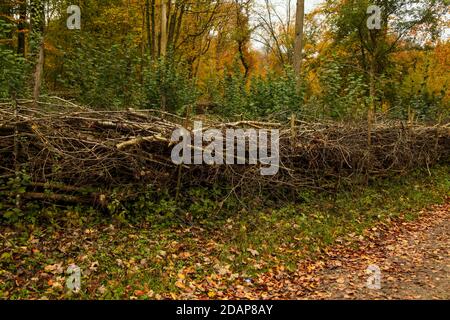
[0, 98, 449, 206]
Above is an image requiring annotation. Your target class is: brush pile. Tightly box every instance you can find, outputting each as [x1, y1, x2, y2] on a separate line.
[0, 98, 449, 206]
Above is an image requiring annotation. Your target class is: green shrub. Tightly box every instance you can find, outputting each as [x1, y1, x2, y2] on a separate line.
[56, 35, 144, 109]
[249, 67, 304, 119]
[0, 21, 28, 99]
[143, 57, 199, 114]
[317, 59, 368, 120]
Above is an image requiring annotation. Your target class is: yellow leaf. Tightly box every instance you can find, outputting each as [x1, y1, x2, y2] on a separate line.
[175, 281, 185, 289]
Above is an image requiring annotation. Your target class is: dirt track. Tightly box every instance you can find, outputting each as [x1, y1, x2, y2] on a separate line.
[298, 202, 450, 300]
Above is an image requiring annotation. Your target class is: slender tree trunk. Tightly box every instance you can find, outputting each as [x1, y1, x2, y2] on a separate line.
[145, 0, 152, 58]
[33, 42, 44, 105]
[17, 1, 27, 56]
[150, 0, 156, 59]
[238, 41, 249, 79]
[234, 1, 250, 79]
[367, 27, 380, 147]
[159, 0, 168, 111]
[293, 0, 305, 90]
[160, 0, 168, 57]
[168, 3, 179, 51]
[30, 0, 45, 107]
[173, 5, 185, 51]
[30, 0, 45, 38]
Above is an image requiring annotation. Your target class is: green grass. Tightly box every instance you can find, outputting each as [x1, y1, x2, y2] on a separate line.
[0, 165, 449, 299]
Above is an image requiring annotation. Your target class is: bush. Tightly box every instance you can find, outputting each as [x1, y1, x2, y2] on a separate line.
[143, 57, 199, 114]
[56, 35, 144, 109]
[204, 64, 304, 120]
[317, 59, 368, 120]
[249, 67, 304, 119]
[0, 21, 28, 99]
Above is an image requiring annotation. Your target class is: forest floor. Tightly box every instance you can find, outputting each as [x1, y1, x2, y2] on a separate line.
[0, 167, 449, 300]
[248, 201, 450, 300]
[311, 202, 449, 300]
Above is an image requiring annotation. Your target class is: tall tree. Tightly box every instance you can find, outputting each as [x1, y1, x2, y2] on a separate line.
[293, 0, 305, 89]
[17, 0, 27, 56]
[160, 0, 168, 57]
[144, 0, 157, 59]
[234, 0, 252, 79]
[320, 0, 448, 138]
[30, 0, 45, 106]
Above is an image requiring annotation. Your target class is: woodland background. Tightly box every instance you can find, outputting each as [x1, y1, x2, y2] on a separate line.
[0, 0, 448, 121]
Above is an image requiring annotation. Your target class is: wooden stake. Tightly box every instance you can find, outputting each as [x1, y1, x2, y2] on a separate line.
[175, 105, 191, 200]
[291, 113, 296, 149]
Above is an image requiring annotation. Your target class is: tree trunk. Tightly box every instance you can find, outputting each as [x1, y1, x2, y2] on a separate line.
[150, 0, 156, 59]
[17, 1, 27, 56]
[160, 0, 168, 57]
[145, 0, 152, 58]
[30, 0, 45, 35]
[30, 0, 45, 107]
[173, 5, 185, 51]
[33, 41, 44, 106]
[367, 27, 380, 147]
[235, 1, 250, 79]
[168, 3, 181, 51]
[293, 0, 305, 89]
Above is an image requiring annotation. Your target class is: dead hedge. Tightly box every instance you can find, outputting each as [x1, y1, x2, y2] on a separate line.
[0, 98, 449, 206]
